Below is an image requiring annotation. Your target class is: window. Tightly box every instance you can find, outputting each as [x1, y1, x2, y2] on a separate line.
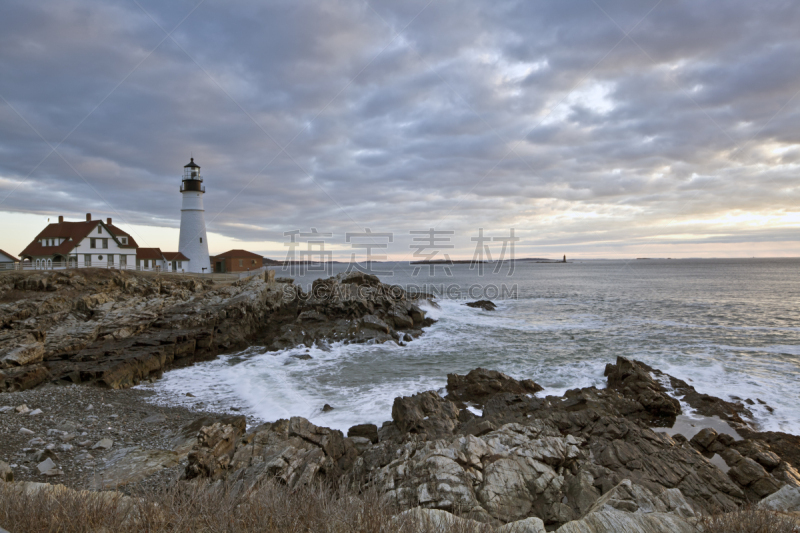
[84, 255, 91, 267]
[252, 259, 256, 265]
[120, 255, 127, 268]
[199, 237, 203, 243]
[108, 254, 114, 265]
[177, 261, 182, 268]
[98, 226, 102, 234]
[90, 238, 96, 249]
[120, 237, 127, 245]
[144, 259, 149, 268]
[98, 255, 103, 261]
[239, 259, 243, 267]
[102, 239, 108, 249]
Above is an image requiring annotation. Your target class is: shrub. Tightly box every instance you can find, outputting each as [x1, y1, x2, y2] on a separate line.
[0, 480, 493, 533]
[697, 505, 800, 533]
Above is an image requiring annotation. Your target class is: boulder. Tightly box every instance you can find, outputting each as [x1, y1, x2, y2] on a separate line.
[171, 415, 251, 456]
[348, 423, 379, 444]
[89, 447, 179, 490]
[447, 368, 543, 407]
[466, 300, 497, 311]
[184, 416, 246, 480]
[92, 438, 113, 450]
[37, 458, 56, 474]
[690, 428, 718, 450]
[759, 484, 800, 513]
[587, 480, 695, 519]
[553, 510, 696, 533]
[288, 417, 346, 462]
[495, 517, 546, 533]
[393, 507, 486, 531]
[604, 357, 681, 419]
[0, 460, 13, 482]
[391, 391, 460, 439]
[0, 342, 45, 368]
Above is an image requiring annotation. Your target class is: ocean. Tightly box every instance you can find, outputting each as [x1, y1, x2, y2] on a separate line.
[138, 258, 800, 435]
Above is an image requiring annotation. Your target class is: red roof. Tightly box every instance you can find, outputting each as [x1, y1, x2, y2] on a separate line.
[213, 249, 263, 260]
[18, 218, 137, 259]
[136, 248, 164, 260]
[162, 252, 189, 261]
[106, 223, 138, 248]
[0, 249, 18, 262]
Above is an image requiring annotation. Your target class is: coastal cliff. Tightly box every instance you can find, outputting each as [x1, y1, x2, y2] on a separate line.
[0, 269, 433, 392]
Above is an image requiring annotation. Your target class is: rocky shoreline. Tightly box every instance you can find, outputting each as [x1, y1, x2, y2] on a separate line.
[0, 269, 435, 392]
[1, 359, 799, 531]
[2, 270, 800, 531]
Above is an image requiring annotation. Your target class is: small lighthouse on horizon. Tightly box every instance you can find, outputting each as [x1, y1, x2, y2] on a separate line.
[178, 158, 211, 273]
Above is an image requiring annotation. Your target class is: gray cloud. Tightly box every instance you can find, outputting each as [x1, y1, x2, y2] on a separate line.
[1, 0, 799, 258]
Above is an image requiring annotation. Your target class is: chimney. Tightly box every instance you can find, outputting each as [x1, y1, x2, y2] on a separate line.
[86, 213, 91, 221]
[107, 217, 112, 225]
[58, 216, 63, 223]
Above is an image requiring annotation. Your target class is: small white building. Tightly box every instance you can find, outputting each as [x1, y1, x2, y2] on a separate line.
[19, 214, 138, 269]
[136, 248, 189, 272]
[0, 249, 18, 270]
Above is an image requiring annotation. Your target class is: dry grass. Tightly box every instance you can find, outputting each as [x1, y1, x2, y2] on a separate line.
[697, 505, 800, 533]
[0, 480, 494, 533]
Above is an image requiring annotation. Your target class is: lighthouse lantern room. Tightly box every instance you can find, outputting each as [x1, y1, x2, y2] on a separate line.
[178, 158, 211, 273]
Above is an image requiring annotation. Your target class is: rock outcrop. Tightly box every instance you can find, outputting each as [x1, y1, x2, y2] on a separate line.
[446, 368, 543, 408]
[0, 270, 434, 392]
[173, 359, 800, 530]
[4, 354, 798, 531]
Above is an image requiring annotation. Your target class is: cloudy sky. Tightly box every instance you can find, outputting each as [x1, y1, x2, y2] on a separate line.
[1, 0, 799, 260]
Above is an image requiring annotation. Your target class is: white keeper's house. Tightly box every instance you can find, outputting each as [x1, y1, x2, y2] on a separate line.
[18, 214, 189, 271]
[19, 214, 139, 269]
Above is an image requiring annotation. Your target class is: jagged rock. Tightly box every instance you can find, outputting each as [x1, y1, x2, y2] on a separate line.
[587, 480, 695, 519]
[553, 510, 695, 533]
[759, 484, 800, 513]
[92, 438, 113, 450]
[690, 427, 718, 450]
[184, 416, 246, 480]
[0, 460, 13, 482]
[0, 270, 435, 392]
[89, 447, 179, 490]
[447, 368, 543, 407]
[604, 357, 681, 420]
[466, 300, 497, 311]
[288, 417, 346, 462]
[37, 457, 56, 474]
[391, 391, 460, 439]
[348, 423, 379, 443]
[393, 507, 486, 531]
[66, 363, 791, 531]
[1, 341, 45, 368]
[495, 517, 546, 533]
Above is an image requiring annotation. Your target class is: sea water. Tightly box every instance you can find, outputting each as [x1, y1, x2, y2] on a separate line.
[139, 258, 800, 434]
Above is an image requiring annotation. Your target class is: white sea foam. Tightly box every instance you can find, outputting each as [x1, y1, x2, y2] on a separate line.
[141, 261, 800, 437]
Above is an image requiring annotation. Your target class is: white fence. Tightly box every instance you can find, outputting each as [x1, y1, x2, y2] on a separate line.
[0, 261, 268, 281]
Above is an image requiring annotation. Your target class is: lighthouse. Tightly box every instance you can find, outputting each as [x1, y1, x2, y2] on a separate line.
[178, 158, 210, 273]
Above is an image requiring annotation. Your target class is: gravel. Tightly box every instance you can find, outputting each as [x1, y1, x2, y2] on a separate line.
[0, 383, 223, 492]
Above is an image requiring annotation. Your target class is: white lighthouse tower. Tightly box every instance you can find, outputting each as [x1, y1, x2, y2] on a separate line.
[178, 158, 211, 273]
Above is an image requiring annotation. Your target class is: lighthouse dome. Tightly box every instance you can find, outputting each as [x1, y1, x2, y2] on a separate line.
[181, 157, 204, 192]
